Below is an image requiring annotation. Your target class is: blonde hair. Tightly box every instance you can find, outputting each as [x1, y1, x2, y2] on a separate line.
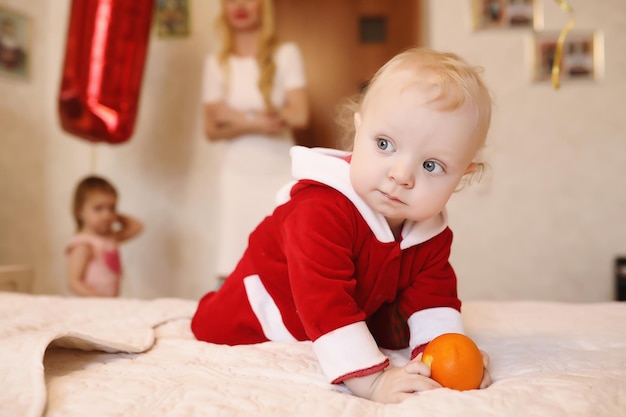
[216, 0, 278, 110]
[336, 47, 493, 185]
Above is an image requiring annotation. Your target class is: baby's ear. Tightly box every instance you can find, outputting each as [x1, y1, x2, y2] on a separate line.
[464, 162, 481, 175]
[353, 112, 361, 130]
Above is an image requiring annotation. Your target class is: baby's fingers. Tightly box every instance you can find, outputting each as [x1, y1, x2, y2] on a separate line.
[478, 350, 492, 389]
[404, 355, 433, 378]
[399, 374, 442, 393]
[404, 361, 431, 377]
[393, 382, 438, 403]
[480, 367, 492, 389]
[480, 350, 490, 367]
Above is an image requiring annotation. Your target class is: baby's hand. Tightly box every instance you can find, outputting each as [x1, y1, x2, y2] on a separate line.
[479, 350, 492, 389]
[368, 358, 441, 403]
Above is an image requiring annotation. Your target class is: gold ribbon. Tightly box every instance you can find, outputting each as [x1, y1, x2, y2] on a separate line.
[551, 0, 575, 90]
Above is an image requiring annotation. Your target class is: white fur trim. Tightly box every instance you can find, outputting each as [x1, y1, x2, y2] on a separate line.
[290, 146, 395, 240]
[275, 180, 297, 206]
[243, 275, 297, 342]
[287, 146, 447, 248]
[399, 212, 448, 250]
[408, 307, 465, 348]
[312, 322, 388, 382]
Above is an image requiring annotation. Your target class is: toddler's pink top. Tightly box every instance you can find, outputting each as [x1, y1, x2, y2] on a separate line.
[66, 233, 122, 297]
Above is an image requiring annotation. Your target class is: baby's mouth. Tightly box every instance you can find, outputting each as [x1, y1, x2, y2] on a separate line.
[380, 190, 404, 204]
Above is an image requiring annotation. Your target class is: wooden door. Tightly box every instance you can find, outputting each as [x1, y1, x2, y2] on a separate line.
[274, 0, 421, 148]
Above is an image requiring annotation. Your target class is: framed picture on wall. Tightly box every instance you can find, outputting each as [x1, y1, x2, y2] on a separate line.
[532, 30, 604, 82]
[0, 6, 31, 80]
[472, 0, 542, 30]
[155, 0, 191, 38]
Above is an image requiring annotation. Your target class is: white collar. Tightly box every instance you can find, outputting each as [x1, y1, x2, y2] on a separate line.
[277, 146, 448, 249]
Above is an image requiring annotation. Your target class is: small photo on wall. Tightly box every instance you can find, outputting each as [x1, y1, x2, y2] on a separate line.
[472, 0, 541, 30]
[532, 31, 604, 82]
[155, 0, 191, 38]
[0, 6, 31, 79]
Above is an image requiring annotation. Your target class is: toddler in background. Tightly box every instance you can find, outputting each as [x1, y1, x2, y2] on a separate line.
[66, 176, 143, 297]
[192, 47, 493, 403]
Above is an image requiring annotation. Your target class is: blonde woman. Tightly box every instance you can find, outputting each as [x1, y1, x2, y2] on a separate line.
[203, 0, 308, 283]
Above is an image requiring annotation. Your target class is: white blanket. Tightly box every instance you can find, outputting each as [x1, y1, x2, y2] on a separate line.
[1, 292, 625, 417]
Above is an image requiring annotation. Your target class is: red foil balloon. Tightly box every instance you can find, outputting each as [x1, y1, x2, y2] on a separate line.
[58, 0, 154, 144]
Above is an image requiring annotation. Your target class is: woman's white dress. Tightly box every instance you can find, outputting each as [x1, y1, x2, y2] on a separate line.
[202, 42, 306, 277]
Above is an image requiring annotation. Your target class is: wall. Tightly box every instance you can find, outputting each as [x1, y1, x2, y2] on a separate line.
[0, 0, 625, 302]
[44, 0, 224, 299]
[1, 0, 222, 299]
[274, 0, 421, 148]
[428, 0, 626, 301]
[0, 0, 48, 292]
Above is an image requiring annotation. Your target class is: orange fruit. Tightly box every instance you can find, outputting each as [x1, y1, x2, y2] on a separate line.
[421, 333, 484, 391]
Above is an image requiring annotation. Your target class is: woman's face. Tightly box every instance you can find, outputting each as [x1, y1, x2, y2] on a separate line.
[223, 0, 263, 32]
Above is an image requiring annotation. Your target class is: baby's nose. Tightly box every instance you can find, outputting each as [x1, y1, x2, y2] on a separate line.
[388, 162, 415, 188]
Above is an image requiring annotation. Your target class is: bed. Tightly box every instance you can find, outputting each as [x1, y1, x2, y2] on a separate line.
[1, 291, 625, 417]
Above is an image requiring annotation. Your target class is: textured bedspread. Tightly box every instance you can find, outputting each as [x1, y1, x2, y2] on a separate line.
[1, 292, 625, 417]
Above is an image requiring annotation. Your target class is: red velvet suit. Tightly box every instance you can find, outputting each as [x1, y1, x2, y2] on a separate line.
[192, 146, 465, 383]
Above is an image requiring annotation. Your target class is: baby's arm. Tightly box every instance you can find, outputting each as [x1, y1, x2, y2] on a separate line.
[343, 356, 441, 403]
[67, 244, 105, 297]
[113, 213, 143, 243]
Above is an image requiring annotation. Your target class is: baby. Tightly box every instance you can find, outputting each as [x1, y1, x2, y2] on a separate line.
[66, 176, 143, 297]
[192, 47, 493, 403]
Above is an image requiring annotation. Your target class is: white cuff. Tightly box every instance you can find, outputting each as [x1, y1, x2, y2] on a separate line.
[408, 307, 464, 348]
[312, 321, 388, 383]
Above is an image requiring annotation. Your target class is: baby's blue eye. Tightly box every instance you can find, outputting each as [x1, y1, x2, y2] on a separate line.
[376, 138, 395, 152]
[423, 160, 444, 174]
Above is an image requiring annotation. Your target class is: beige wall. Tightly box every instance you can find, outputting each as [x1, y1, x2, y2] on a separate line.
[0, 0, 625, 301]
[0, 0, 49, 294]
[429, 0, 626, 301]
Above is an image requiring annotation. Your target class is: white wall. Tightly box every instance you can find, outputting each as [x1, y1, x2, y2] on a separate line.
[0, 0, 625, 302]
[429, 0, 626, 301]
